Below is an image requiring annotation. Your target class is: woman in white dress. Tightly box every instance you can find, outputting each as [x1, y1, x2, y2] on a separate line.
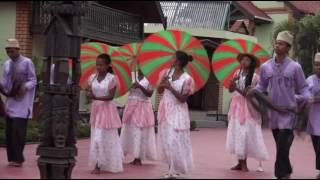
[120, 68, 157, 165]
[157, 51, 195, 178]
[226, 54, 269, 172]
[87, 53, 123, 174]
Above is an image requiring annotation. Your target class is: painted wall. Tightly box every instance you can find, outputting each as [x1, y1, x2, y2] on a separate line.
[251, 1, 289, 54]
[252, 1, 284, 9]
[255, 14, 289, 54]
[0, 2, 16, 67]
[222, 88, 231, 114]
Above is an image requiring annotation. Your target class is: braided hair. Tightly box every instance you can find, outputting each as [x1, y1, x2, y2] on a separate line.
[238, 54, 257, 88]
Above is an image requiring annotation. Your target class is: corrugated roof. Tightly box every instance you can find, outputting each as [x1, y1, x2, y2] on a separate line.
[160, 1, 231, 30]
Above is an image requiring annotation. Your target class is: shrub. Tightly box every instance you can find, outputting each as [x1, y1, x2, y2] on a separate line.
[0, 118, 91, 146]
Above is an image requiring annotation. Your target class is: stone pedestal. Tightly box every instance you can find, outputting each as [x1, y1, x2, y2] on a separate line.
[37, 147, 77, 179]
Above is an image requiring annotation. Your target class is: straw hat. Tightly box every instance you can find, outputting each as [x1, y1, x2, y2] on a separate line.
[237, 53, 261, 68]
[5, 38, 20, 49]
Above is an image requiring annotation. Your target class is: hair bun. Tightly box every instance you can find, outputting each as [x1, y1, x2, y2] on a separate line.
[188, 55, 193, 62]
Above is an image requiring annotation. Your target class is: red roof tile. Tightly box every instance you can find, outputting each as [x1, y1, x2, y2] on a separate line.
[235, 1, 272, 22]
[287, 1, 320, 14]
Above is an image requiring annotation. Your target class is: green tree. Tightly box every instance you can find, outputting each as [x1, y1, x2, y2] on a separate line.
[273, 13, 320, 77]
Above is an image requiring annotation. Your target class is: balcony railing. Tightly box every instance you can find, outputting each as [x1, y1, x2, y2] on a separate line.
[31, 2, 144, 45]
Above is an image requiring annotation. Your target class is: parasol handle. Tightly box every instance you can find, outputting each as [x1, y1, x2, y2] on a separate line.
[134, 64, 137, 82]
[166, 64, 175, 79]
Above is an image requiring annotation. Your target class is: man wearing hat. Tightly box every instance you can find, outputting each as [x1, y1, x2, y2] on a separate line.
[0, 38, 36, 167]
[297, 52, 320, 178]
[250, 31, 309, 178]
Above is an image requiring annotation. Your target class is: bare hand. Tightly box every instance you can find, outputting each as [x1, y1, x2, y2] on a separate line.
[132, 82, 141, 89]
[229, 75, 240, 90]
[233, 73, 240, 81]
[87, 92, 96, 100]
[244, 86, 254, 96]
[86, 87, 96, 100]
[159, 79, 171, 90]
[229, 80, 236, 90]
[160, 76, 169, 84]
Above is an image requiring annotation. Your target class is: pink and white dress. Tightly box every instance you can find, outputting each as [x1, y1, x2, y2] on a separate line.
[120, 76, 157, 162]
[157, 69, 195, 175]
[88, 73, 123, 173]
[226, 69, 269, 161]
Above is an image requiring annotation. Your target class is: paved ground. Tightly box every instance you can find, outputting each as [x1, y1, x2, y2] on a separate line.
[0, 128, 318, 179]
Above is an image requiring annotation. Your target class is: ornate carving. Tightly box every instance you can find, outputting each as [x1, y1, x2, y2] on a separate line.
[37, 1, 84, 179]
[51, 95, 71, 148]
[38, 94, 53, 147]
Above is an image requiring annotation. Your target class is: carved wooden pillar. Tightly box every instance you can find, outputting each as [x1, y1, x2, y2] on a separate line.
[36, 1, 85, 179]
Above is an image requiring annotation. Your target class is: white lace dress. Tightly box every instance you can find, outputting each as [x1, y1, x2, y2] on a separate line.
[226, 70, 269, 161]
[88, 73, 123, 173]
[157, 70, 195, 175]
[120, 77, 157, 161]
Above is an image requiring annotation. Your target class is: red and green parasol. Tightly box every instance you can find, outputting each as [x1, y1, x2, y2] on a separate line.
[118, 43, 141, 70]
[79, 42, 132, 97]
[212, 39, 270, 89]
[138, 29, 210, 92]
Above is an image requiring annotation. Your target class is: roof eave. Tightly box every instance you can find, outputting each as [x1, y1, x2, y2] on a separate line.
[254, 16, 273, 23]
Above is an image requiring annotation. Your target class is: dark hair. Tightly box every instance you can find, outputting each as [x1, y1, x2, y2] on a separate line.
[175, 50, 193, 68]
[238, 54, 257, 88]
[97, 53, 113, 73]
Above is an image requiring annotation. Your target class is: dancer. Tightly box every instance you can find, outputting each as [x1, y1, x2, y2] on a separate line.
[227, 53, 269, 172]
[120, 68, 157, 165]
[299, 52, 320, 179]
[87, 54, 123, 174]
[250, 31, 309, 179]
[0, 38, 36, 167]
[157, 51, 195, 178]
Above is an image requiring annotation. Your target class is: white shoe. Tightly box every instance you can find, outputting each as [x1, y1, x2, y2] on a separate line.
[163, 174, 173, 179]
[172, 173, 180, 178]
[257, 167, 264, 172]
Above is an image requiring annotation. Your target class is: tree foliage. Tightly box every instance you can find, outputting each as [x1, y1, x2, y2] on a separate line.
[273, 13, 320, 76]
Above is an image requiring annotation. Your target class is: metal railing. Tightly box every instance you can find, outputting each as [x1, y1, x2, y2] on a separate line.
[31, 2, 144, 45]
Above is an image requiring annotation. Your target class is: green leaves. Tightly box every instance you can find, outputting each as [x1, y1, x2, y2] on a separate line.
[273, 12, 320, 76]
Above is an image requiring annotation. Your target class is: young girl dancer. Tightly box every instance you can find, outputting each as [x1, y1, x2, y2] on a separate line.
[120, 68, 157, 165]
[157, 51, 195, 178]
[226, 54, 269, 172]
[87, 54, 123, 174]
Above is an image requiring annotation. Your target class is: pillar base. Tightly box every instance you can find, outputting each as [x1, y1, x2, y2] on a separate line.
[37, 147, 77, 179]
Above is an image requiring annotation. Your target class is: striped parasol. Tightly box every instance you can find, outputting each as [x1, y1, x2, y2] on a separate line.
[138, 29, 210, 92]
[118, 42, 141, 70]
[79, 42, 132, 97]
[212, 39, 270, 89]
